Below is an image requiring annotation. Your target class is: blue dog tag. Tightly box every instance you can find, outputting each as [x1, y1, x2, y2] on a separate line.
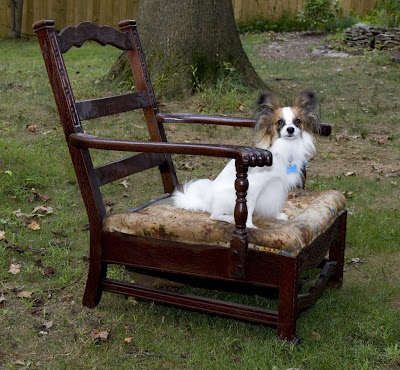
[287, 165, 297, 174]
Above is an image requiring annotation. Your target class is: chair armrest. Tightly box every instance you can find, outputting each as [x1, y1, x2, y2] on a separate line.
[319, 123, 331, 136]
[157, 113, 332, 136]
[156, 113, 255, 128]
[69, 133, 272, 167]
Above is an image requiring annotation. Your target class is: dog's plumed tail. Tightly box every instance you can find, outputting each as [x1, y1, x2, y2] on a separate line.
[172, 179, 213, 213]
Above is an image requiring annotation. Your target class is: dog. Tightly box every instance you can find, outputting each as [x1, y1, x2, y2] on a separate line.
[172, 90, 320, 228]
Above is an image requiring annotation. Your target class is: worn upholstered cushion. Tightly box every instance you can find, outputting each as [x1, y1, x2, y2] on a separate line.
[103, 189, 346, 255]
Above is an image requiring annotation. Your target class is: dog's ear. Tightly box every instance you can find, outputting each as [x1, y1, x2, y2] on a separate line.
[254, 92, 280, 147]
[294, 89, 317, 110]
[294, 89, 320, 134]
[257, 91, 280, 114]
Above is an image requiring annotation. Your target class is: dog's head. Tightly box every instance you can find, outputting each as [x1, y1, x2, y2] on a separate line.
[254, 90, 320, 147]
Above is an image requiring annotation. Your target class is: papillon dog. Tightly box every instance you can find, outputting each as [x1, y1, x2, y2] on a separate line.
[172, 90, 320, 228]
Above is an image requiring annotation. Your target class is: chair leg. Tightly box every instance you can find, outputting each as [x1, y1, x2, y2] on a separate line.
[277, 256, 300, 343]
[82, 235, 107, 308]
[83, 262, 107, 307]
[328, 212, 347, 289]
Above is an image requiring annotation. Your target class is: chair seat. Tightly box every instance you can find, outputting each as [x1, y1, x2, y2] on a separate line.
[103, 189, 346, 255]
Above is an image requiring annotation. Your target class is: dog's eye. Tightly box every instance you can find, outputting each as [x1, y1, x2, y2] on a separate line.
[294, 118, 301, 127]
[277, 119, 285, 127]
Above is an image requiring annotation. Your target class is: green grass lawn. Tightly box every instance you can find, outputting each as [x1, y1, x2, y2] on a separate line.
[0, 34, 399, 369]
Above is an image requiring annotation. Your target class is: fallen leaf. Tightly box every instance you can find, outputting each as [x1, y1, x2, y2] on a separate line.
[343, 190, 354, 199]
[372, 165, 382, 173]
[310, 331, 322, 340]
[41, 320, 53, 331]
[238, 105, 245, 112]
[31, 308, 43, 316]
[180, 161, 201, 171]
[348, 257, 367, 265]
[91, 329, 109, 342]
[13, 209, 24, 218]
[29, 188, 51, 203]
[17, 291, 33, 299]
[13, 206, 53, 221]
[124, 337, 133, 343]
[0, 292, 6, 306]
[345, 171, 356, 177]
[0, 230, 5, 241]
[61, 294, 74, 302]
[40, 266, 56, 277]
[14, 361, 26, 366]
[120, 180, 129, 188]
[127, 297, 138, 305]
[28, 221, 41, 230]
[27, 124, 39, 132]
[169, 125, 177, 132]
[28, 206, 53, 217]
[8, 263, 22, 274]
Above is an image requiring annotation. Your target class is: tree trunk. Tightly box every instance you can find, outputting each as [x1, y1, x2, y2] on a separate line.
[9, 0, 24, 39]
[107, 0, 265, 98]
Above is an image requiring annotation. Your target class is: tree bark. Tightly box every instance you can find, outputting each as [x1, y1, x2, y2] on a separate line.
[9, 0, 24, 39]
[107, 0, 265, 98]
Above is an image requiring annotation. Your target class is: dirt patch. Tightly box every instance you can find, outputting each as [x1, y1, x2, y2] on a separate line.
[311, 130, 400, 181]
[257, 32, 328, 60]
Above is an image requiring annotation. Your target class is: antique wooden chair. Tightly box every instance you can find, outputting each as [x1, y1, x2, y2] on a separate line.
[33, 19, 347, 343]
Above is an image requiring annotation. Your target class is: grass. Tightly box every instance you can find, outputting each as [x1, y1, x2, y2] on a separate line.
[1, 32, 400, 369]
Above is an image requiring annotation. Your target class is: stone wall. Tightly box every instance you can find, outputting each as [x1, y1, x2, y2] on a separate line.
[344, 23, 400, 50]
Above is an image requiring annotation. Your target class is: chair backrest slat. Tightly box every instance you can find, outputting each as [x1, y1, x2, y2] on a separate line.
[94, 153, 166, 186]
[57, 21, 132, 53]
[76, 91, 151, 121]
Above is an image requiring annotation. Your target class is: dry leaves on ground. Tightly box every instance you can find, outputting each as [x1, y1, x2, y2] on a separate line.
[8, 263, 22, 275]
[91, 329, 110, 342]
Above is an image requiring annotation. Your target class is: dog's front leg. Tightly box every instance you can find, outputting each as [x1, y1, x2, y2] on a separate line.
[245, 200, 257, 229]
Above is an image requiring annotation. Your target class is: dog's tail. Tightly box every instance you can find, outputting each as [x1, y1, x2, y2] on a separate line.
[172, 179, 213, 213]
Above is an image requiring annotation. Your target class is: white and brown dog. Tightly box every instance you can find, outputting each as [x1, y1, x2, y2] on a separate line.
[173, 90, 320, 228]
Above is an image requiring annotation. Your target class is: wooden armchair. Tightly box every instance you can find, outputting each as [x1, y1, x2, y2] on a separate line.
[33, 19, 347, 343]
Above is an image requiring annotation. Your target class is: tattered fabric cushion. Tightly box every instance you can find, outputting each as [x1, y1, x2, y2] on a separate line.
[103, 189, 346, 256]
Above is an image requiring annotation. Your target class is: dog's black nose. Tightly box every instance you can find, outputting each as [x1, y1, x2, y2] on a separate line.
[287, 127, 295, 134]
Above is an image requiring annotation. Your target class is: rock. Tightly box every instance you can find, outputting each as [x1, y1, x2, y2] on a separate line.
[325, 51, 351, 58]
[344, 24, 400, 51]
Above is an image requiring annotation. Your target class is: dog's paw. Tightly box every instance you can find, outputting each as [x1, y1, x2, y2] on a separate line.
[210, 214, 235, 224]
[275, 212, 289, 221]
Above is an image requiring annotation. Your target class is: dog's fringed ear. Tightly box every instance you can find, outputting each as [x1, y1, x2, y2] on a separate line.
[294, 89, 317, 110]
[294, 89, 320, 134]
[257, 91, 280, 114]
[254, 91, 280, 147]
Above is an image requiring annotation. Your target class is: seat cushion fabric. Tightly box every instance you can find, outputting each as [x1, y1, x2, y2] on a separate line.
[103, 189, 346, 255]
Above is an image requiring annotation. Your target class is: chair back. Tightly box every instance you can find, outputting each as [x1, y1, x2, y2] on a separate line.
[33, 20, 178, 227]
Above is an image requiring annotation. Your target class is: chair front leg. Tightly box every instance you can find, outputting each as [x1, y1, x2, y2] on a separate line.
[328, 211, 347, 288]
[82, 232, 107, 307]
[277, 255, 300, 344]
